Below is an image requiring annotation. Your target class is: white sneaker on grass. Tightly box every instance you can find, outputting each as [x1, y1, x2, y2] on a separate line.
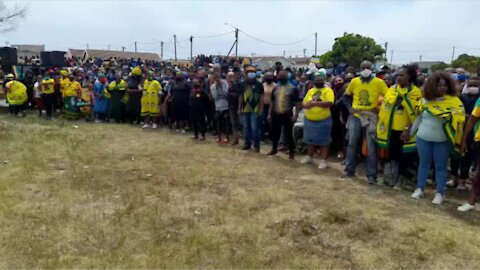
[142, 123, 150, 129]
[457, 203, 475, 212]
[432, 193, 444, 205]
[300, 156, 313, 164]
[152, 123, 158, 129]
[411, 188, 424, 199]
[318, 159, 328, 169]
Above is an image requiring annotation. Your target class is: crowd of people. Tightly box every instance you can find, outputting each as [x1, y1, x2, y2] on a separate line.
[1, 55, 480, 212]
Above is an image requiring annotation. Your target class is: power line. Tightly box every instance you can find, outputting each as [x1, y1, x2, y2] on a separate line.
[239, 30, 314, 46]
[194, 31, 234, 39]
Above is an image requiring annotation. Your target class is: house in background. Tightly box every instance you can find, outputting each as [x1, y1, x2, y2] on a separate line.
[252, 56, 295, 70]
[68, 49, 161, 62]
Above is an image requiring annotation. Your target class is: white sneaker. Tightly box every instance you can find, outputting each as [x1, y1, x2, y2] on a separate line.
[457, 203, 475, 212]
[181, 129, 186, 134]
[152, 123, 158, 129]
[411, 188, 424, 199]
[432, 193, 444, 205]
[318, 159, 328, 169]
[456, 183, 466, 191]
[300, 156, 313, 164]
[142, 123, 150, 129]
[175, 129, 181, 133]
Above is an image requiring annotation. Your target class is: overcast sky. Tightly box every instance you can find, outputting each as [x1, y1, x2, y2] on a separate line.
[2, 0, 480, 64]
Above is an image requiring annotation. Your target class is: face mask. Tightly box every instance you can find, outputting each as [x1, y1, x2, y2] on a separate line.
[256, 71, 262, 77]
[247, 72, 256, 80]
[287, 72, 292, 79]
[468, 87, 479, 95]
[315, 82, 324, 88]
[360, 69, 372, 78]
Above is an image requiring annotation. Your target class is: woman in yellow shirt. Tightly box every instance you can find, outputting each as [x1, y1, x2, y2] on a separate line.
[377, 65, 422, 188]
[63, 74, 82, 119]
[141, 71, 162, 129]
[301, 75, 335, 169]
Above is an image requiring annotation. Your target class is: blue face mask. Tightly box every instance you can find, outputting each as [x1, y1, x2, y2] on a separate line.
[256, 71, 262, 78]
[247, 72, 256, 80]
[287, 72, 292, 79]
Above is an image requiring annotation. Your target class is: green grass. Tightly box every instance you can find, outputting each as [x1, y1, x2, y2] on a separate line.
[0, 114, 479, 268]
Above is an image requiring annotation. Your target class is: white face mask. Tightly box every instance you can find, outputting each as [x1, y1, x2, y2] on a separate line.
[467, 87, 479, 95]
[360, 69, 372, 78]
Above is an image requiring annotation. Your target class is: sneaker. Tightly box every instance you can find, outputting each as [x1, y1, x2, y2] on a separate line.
[267, 150, 278, 156]
[223, 138, 229, 143]
[199, 136, 206, 141]
[457, 203, 475, 212]
[411, 188, 424, 199]
[175, 129, 181, 133]
[446, 179, 456, 187]
[142, 123, 150, 129]
[340, 173, 354, 179]
[152, 123, 158, 129]
[181, 129, 186, 134]
[432, 193, 444, 205]
[368, 177, 377, 185]
[300, 156, 313, 164]
[318, 159, 328, 169]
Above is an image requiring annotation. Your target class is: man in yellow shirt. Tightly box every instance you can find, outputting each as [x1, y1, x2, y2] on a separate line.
[344, 61, 388, 184]
[41, 72, 56, 119]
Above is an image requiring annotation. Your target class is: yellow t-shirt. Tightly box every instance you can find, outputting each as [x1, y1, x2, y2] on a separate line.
[302, 87, 335, 121]
[471, 98, 480, 141]
[64, 80, 80, 97]
[60, 77, 70, 96]
[346, 77, 388, 111]
[41, 78, 55, 94]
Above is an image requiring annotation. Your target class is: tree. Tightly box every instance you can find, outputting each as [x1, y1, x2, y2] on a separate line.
[430, 62, 450, 72]
[0, 1, 27, 33]
[318, 33, 385, 68]
[451, 54, 480, 74]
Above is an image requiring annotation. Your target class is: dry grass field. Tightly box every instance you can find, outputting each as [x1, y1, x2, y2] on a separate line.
[0, 113, 479, 268]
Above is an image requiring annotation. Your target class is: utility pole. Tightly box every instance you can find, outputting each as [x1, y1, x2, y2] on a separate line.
[314, 32, 317, 56]
[174, 35, 177, 62]
[419, 55, 422, 63]
[86, 43, 89, 50]
[122, 46, 125, 52]
[235, 28, 239, 57]
[160, 42, 164, 59]
[134, 41, 137, 52]
[451, 46, 456, 63]
[384, 42, 388, 64]
[283, 50, 286, 58]
[390, 50, 394, 64]
[303, 48, 307, 58]
[108, 44, 110, 51]
[190, 35, 193, 62]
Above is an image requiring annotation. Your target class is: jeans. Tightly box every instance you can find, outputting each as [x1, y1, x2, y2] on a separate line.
[242, 112, 260, 148]
[229, 108, 240, 140]
[345, 116, 377, 179]
[259, 104, 270, 140]
[416, 137, 452, 195]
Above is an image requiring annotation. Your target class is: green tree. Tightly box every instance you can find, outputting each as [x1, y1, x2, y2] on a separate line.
[451, 54, 480, 74]
[430, 62, 450, 72]
[318, 33, 385, 68]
